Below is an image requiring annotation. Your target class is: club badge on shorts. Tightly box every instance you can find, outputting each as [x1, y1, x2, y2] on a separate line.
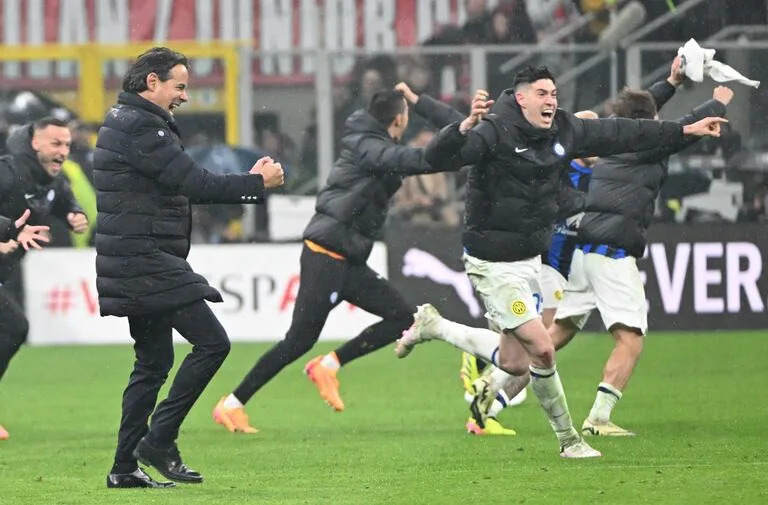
[510, 300, 527, 316]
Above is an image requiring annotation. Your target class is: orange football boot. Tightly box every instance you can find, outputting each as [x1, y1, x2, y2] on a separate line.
[304, 354, 344, 412]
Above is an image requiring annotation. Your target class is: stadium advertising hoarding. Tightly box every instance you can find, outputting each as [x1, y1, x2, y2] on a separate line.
[0, 0, 488, 85]
[386, 223, 768, 331]
[23, 243, 387, 345]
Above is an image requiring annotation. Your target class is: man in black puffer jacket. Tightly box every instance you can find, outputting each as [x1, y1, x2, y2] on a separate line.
[0, 118, 88, 282]
[0, 208, 49, 442]
[397, 65, 726, 458]
[212, 84, 481, 430]
[97, 47, 284, 489]
[0, 118, 87, 442]
[549, 65, 733, 438]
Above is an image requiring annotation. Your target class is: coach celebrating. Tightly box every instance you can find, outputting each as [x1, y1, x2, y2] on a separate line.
[95, 47, 283, 489]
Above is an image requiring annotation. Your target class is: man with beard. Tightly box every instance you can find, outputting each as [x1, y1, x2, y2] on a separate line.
[0, 118, 88, 440]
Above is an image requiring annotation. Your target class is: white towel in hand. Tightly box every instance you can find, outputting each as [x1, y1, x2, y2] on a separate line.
[678, 38, 760, 89]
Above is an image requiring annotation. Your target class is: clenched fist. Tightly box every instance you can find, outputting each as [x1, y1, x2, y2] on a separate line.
[250, 156, 285, 189]
[67, 212, 89, 233]
[459, 89, 494, 134]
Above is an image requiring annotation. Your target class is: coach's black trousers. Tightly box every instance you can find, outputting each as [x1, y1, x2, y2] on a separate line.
[0, 285, 28, 382]
[112, 300, 230, 472]
[233, 244, 414, 404]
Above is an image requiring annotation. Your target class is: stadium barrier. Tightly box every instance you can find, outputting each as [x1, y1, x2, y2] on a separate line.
[23, 243, 387, 345]
[385, 223, 768, 331]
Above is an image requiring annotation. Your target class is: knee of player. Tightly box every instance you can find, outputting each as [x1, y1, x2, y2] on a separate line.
[209, 337, 231, 360]
[498, 354, 530, 376]
[531, 344, 556, 368]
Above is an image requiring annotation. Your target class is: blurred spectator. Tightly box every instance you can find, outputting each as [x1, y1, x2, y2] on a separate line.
[525, 0, 579, 105]
[572, 0, 612, 110]
[486, 3, 538, 97]
[578, 0, 612, 38]
[737, 176, 768, 223]
[346, 56, 398, 113]
[297, 109, 319, 192]
[462, 0, 492, 44]
[66, 119, 97, 182]
[0, 117, 9, 156]
[525, 0, 580, 39]
[391, 129, 460, 227]
[422, 25, 467, 100]
[257, 127, 297, 177]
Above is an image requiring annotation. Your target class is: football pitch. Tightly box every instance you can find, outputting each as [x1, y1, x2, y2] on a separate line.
[1, 331, 766, 504]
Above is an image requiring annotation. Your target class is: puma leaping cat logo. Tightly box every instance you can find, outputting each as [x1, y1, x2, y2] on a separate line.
[402, 248, 482, 317]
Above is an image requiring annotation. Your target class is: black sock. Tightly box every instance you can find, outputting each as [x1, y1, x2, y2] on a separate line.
[335, 318, 412, 365]
[111, 461, 138, 474]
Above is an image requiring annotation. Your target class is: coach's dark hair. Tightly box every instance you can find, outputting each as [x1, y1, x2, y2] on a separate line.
[368, 90, 407, 126]
[611, 89, 657, 120]
[122, 47, 190, 93]
[513, 65, 556, 90]
[32, 116, 69, 131]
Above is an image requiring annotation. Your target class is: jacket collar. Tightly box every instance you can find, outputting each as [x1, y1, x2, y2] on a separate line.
[117, 92, 181, 137]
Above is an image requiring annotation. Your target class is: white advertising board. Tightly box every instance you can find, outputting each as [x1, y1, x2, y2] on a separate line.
[23, 243, 387, 345]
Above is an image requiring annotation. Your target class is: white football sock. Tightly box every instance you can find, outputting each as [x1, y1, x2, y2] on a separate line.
[587, 382, 622, 423]
[320, 352, 340, 371]
[223, 393, 244, 409]
[487, 389, 510, 417]
[529, 364, 579, 447]
[435, 319, 501, 365]
[487, 366, 513, 392]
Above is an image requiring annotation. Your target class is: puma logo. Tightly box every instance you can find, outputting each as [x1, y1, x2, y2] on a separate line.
[402, 248, 482, 317]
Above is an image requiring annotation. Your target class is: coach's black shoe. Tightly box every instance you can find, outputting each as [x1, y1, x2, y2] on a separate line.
[106, 468, 176, 488]
[133, 438, 203, 484]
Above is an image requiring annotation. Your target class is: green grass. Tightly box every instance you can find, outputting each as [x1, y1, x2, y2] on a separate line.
[1, 332, 767, 504]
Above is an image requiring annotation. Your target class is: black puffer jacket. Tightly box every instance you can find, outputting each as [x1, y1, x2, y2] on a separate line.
[303, 96, 463, 263]
[0, 125, 83, 282]
[0, 214, 19, 242]
[426, 90, 687, 262]
[93, 92, 266, 317]
[579, 84, 727, 257]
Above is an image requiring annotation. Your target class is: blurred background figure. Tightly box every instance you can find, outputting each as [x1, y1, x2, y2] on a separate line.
[391, 128, 460, 228]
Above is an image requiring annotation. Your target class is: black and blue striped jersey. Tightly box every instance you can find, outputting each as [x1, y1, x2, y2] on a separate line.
[543, 160, 592, 278]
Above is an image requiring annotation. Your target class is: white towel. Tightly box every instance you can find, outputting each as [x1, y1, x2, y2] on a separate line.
[677, 38, 760, 89]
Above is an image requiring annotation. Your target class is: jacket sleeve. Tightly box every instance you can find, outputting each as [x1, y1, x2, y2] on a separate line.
[569, 114, 685, 159]
[647, 80, 676, 112]
[0, 215, 16, 242]
[424, 120, 498, 172]
[51, 178, 85, 225]
[634, 98, 728, 163]
[413, 95, 466, 129]
[129, 126, 266, 204]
